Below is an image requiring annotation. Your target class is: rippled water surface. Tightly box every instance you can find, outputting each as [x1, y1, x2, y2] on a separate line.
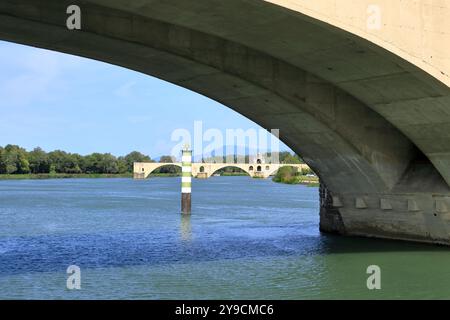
[1, 177, 450, 299]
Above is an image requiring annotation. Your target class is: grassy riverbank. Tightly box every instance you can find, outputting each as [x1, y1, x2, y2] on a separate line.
[287, 176, 320, 187]
[0, 173, 133, 180]
[0, 172, 318, 185]
[0, 173, 184, 180]
[272, 166, 319, 187]
[273, 175, 319, 187]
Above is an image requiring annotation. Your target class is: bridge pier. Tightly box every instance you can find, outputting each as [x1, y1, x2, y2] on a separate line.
[195, 172, 208, 179]
[133, 173, 146, 180]
[319, 183, 346, 235]
[319, 182, 450, 245]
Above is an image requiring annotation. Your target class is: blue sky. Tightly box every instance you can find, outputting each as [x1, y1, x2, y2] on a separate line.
[0, 40, 291, 159]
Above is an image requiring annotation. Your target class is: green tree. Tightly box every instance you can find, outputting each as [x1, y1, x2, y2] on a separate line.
[0, 145, 157, 176]
[281, 154, 302, 164]
[48, 150, 66, 173]
[0, 146, 5, 174]
[0, 145, 30, 174]
[47, 150, 82, 174]
[123, 151, 152, 173]
[29, 147, 50, 173]
[117, 157, 129, 174]
[2, 145, 19, 174]
[272, 166, 299, 184]
[82, 153, 103, 173]
[17, 153, 30, 174]
[156, 155, 180, 174]
[99, 153, 119, 174]
[64, 153, 82, 174]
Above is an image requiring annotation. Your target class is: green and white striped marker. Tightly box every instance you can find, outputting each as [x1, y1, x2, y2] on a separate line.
[181, 147, 192, 215]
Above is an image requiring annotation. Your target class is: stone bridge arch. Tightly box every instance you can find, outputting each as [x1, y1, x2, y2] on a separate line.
[133, 162, 181, 179]
[209, 164, 253, 178]
[2, 0, 450, 244]
[192, 163, 253, 178]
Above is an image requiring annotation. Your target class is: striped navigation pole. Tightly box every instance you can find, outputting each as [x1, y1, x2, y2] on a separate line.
[181, 145, 192, 215]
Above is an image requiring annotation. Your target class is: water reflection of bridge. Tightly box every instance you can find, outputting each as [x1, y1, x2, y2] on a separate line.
[133, 162, 309, 179]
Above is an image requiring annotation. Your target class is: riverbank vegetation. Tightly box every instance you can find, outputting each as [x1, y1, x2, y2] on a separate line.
[0, 144, 309, 181]
[271, 152, 319, 186]
[0, 173, 132, 180]
[272, 166, 319, 186]
[0, 144, 151, 175]
[0, 144, 182, 179]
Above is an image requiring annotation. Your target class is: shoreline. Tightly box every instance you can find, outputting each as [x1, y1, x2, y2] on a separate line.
[0, 173, 133, 180]
[273, 176, 320, 187]
[0, 173, 319, 185]
[0, 173, 249, 180]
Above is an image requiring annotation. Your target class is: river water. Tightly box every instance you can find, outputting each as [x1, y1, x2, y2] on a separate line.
[0, 177, 449, 299]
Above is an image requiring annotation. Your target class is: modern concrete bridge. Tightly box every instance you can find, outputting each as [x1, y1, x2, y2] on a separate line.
[133, 162, 309, 179]
[2, 0, 450, 244]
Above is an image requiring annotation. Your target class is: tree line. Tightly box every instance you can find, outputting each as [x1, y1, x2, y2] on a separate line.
[0, 145, 155, 175]
[0, 145, 303, 175]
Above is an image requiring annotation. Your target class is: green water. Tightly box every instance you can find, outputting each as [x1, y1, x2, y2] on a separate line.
[0, 177, 449, 299]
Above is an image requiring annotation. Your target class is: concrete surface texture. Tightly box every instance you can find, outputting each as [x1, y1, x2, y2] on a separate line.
[1, 0, 450, 244]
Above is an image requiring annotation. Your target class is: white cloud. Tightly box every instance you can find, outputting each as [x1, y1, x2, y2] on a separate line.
[114, 81, 136, 98]
[0, 44, 84, 107]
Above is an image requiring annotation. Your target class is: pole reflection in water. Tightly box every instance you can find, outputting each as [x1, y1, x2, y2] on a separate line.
[180, 215, 192, 242]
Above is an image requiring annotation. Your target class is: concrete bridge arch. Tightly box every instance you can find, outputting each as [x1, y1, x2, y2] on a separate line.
[2, 0, 450, 244]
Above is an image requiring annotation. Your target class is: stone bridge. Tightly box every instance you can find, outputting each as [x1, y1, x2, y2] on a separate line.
[2, 0, 450, 244]
[133, 162, 309, 179]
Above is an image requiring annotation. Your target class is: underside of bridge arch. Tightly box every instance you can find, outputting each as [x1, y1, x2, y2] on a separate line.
[210, 165, 252, 178]
[2, 0, 450, 244]
[147, 164, 182, 177]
